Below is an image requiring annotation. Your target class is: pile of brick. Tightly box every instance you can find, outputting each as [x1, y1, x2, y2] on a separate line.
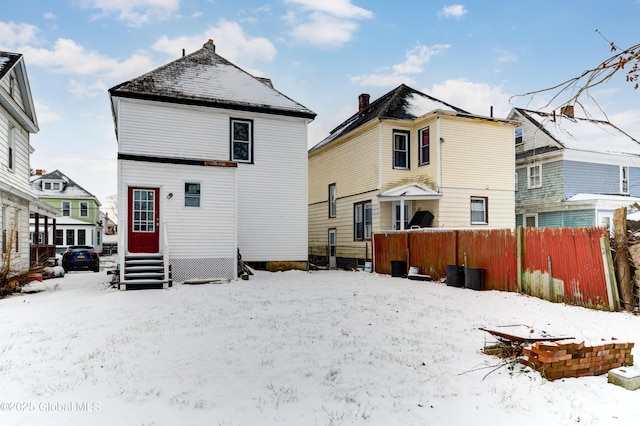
[521, 340, 634, 381]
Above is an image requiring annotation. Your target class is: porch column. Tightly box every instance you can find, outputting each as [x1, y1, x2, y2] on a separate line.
[400, 199, 405, 230]
[34, 213, 40, 244]
[52, 218, 57, 247]
[44, 216, 49, 244]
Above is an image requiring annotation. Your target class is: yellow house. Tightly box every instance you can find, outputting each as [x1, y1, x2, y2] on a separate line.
[308, 84, 516, 268]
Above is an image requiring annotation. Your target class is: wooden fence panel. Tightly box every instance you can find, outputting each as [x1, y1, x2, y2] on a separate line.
[522, 227, 610, 309]
[409, 231, 457, 280]
[374, 233, 408, 275]
[373, 227, 613, 310]
[457, 229, 518, 292]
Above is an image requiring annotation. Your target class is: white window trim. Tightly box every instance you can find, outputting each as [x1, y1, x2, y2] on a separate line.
[620, 165, 630, 194]
[392, 201, 412, 230]
[515, 126, 523, 146]
[418, 127, 430, 166]
[231, 118, 253, 163]
[393, 130, 409, 170]
[184, 181, 202, 208]
[79, 201, 89, 217]
[62, 201, 71, 217]
[527, 164, 542, 189]
[8, 126, 15, 172]
[523, 213, 538, 228]
[328, 183, 337, 218]
[470, 197, 488, 225]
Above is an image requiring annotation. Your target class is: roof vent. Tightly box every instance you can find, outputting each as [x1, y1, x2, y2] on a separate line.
[203, 39, 216, 52]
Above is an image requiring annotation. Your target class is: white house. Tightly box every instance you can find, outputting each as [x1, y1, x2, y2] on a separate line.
[0, 51, 59, 275]
[108, 40, 316, 289]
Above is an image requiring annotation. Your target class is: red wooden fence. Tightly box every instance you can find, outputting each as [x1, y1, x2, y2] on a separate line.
[373, 227, 616, 311]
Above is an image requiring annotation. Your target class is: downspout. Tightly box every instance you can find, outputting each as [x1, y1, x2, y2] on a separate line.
[436, 116, 442, 191]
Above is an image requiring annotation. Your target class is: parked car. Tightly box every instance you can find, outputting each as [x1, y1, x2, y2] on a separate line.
[61, 245, 100, 272]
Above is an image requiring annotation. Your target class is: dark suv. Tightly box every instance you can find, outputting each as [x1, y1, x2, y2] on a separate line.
[61, 245, 100, 272]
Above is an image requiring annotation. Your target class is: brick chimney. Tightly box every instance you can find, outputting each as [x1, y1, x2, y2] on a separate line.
[358, 94, 370, 114]
[561, 105, 574, 118]
[203, 39, 216, 52]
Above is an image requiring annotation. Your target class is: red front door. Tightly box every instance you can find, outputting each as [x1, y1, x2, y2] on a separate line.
[128, 187, 160, 253]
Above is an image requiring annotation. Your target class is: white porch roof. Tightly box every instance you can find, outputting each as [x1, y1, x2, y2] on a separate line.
[378, 183, 441, 201]
[564, 193, 640, 210]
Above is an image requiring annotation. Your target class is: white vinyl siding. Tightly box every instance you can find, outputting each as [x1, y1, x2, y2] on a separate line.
[119, 160, 237, 260]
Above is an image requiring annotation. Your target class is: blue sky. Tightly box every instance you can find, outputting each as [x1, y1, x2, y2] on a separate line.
[3, 0, 640, 209]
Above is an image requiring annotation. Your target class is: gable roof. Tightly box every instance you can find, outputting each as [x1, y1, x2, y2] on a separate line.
[30, 169, 101, 204]
[109, 40, 316, 120]
[0, 51, 38, 133]
[512, 108, 640, 157]
[309, 84, 470, 153]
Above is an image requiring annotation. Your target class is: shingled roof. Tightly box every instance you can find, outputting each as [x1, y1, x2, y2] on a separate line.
[309, 84, 470, 153]
[0, 51, 21, 79]
[109, 40, 316, 120]
[513, 107, 640, 157]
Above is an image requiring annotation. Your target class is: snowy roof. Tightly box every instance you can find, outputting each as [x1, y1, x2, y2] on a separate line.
[0, 51, 20, 80]
[309, 84, 470, 153]
[514, 108, 640, 156]
[30, 169, 101, 204]
[564, 193, 640, 209]
[109, 40, 315, 120]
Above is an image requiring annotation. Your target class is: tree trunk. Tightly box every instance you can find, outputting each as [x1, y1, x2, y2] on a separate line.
[614, 207, 634, 311]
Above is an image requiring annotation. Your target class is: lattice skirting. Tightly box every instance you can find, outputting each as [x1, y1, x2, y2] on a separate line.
[170, 257, 235, 282]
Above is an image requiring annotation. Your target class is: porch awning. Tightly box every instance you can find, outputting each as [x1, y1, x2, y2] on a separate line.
[378, 183, 441, 202]
[564, 193, 640, 211]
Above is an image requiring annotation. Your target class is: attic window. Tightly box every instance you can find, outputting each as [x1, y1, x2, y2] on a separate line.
[515, 126, 523, 146]
[43, 181, 62, 191]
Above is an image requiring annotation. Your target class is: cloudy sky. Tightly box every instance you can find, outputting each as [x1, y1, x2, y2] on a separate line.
[3, 0, 640, 208]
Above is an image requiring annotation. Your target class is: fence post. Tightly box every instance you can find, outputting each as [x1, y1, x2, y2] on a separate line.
[548, 255, 554, 302]
[600, 235, 620, 311]
[516, 226, 523, 293]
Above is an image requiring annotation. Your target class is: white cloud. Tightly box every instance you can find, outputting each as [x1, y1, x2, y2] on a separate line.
[426, 79, 511, 117]
[69, 79, 108, 99]
[284, 0, 372, 19]
[289, 13, 359, 49]
[284, 0, 372, 49]
[34, 100, 62, 124]
[78, 0, 180, 26]
[351, 43, 449, 88]
[152, 20, 276, 65]
[496, 49, 517, 64]
[0, 21, 39, 49]
[44, 12, 56, 20]
[439, 4, 468, 19]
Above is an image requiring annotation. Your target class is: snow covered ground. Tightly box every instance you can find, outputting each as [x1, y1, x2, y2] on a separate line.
[1, 258, 639, 426]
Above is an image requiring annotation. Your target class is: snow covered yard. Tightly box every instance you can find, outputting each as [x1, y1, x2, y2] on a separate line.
[1, 264, 639, 426]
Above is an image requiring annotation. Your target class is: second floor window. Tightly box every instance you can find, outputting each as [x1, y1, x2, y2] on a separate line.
[328, 183, 336, 218]
[231, 118, 253, 163]
[62, 201, 71, 216]
[621, 166, 630, 194]
[8, 126, 15, 171]
[80, 202, 88, 217]
[527, 165, 542, 189]
[393, 131, 409, 169]
[419, 127, 430, 165]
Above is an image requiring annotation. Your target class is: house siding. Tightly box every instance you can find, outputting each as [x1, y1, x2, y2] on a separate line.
[564, 160, 640, 198]
[516, 160, 563, 211]
[119, 160, 237, 281]
[117, 97, 310, 265]
[308, 123, 379, 255]
[236, 114, 309, 262]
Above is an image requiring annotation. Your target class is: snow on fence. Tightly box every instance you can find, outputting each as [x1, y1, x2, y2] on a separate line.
[373, 227, 619, 311]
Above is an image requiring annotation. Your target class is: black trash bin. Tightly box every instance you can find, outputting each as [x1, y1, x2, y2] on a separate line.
[464, 267, 485, 290]
[446, 265, 465, 287]
[390, 260, 407, 277]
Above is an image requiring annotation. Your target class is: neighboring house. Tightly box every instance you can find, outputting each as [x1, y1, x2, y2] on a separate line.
[108, 40, 316, 288]
[0, 51, 59, 272]
[30, 169, 103, 253]
[308, 84, 516, 268]
[509, 106, 640, 233]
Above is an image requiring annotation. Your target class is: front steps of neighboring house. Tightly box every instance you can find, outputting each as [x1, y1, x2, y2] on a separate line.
[120, 253, 171, 290]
